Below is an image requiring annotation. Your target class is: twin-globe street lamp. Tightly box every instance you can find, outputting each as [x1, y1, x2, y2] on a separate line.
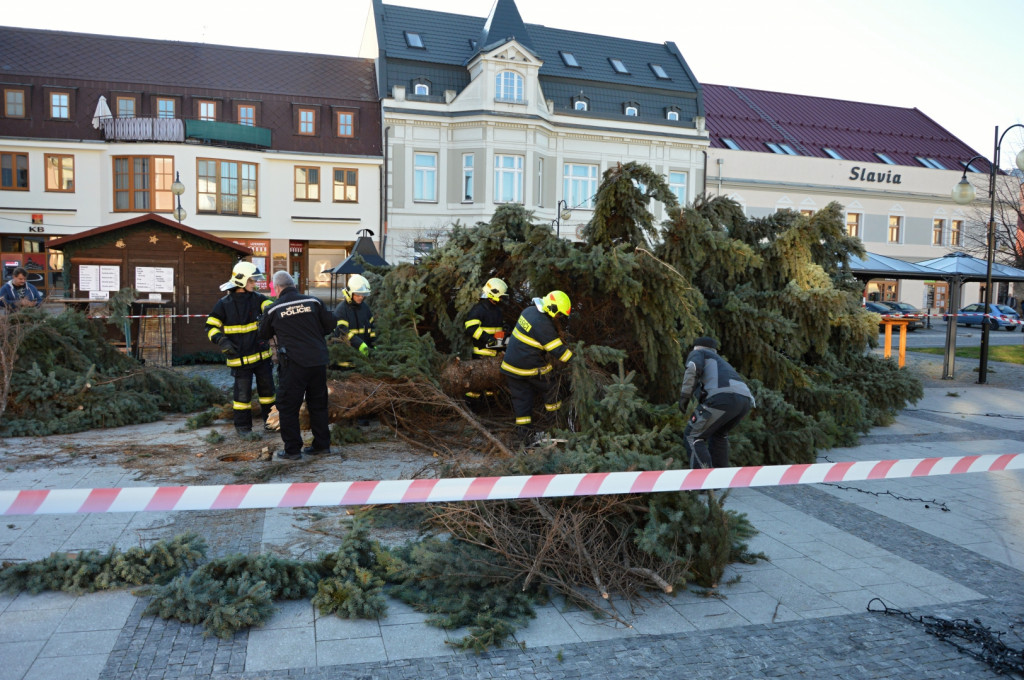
[170, 171, 187, 223]
[950, 124, 1024, 384]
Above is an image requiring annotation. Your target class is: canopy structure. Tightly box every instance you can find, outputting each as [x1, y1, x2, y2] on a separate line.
[914, 251, 1024, 283]
[324, 230, 389, 306]
[845, 252, 947, 281]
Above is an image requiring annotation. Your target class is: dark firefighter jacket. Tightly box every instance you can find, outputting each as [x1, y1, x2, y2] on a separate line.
[333, 291, 375, 350]
[464, 299, 504, 357]
[206, 290, 273, 367]
[257, 287, 335, 367]
[500, 303, 572, 377]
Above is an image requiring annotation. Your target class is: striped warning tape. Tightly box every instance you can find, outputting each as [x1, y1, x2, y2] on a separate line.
[2, 454, 1021, 516]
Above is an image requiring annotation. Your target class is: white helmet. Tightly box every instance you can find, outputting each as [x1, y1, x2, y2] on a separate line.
[481, 278, 508, 302]
[220, 261, 264, 291]
[347, 274, 371, 295]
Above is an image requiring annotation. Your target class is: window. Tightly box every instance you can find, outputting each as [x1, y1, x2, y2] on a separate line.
[332, 168, 358, 202]
[298, 108, 316, 135]
[767, 142, 797, 155]
[156, 98, 176, 119]
[609, 58, 629, 74]
[198, 100, 217, 121]
[413, 240, 434, 263]
[624, 104, 638, 117]
[669, 171, 687, 206]
[573, 100, 588, 111]
[413, 153, 437, 202]
[116, 97, 135, 118]
[560, 52, 580, 67]
[45, 154, 74, 192]
[495, 71, 524, 103]
[800, 209, 814, 217]
[875, 152, 895, 165]
[563, 163, 598, 209]
[413, 83, 430, 96]
[888, 215, 902, 243]
[846, 213, 860, 238]
[536, 158, 544, 206]
[294, 166, 320, 201]
[932, 218, 945, 245]
[50, 92, 70, 119]
[113, 156, 174, 211]
[649, 63, 670, 79]
[336, 111, 354, 137]
[666, 110, 679, 121]
[779, 144, 797, 155]
[962, 161, 981, 173]
[766, 142, 783, 154]
[721, 138, 741, 150]
[927, 158, 946, 169]
[462, 154, 474, 202]
[4, 88, 25, 118]
[198, 159, 258, 215]
[237, 104, 255, 127]
[1, 152, 29, 191]
[951, 219, 962, 246]
[823, 147, 843, 160]
[404, 31, 424, 48]
[494, 155, 524, 203]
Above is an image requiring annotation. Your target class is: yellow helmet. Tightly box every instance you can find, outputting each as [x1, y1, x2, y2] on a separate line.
[542, 290, 571, 318]
[347, 274, 371, 295]
[220, 261, 264, 291]
[481, 278, 508, 302]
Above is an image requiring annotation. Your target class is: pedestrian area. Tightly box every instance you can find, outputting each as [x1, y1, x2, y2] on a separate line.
[0, 386, 1022, 679]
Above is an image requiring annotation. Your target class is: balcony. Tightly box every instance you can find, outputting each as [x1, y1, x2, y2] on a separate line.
[99, 117, 272, 148]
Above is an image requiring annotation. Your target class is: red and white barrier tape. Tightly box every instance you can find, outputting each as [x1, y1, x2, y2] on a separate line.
[2, 454, 1021, 516]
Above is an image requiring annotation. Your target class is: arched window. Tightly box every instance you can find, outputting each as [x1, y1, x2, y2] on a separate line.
[625, 105, 638, 117]
[495, 71, 524, 102]
[574, 100, 588, 111]
[666, 110, 679, 121]
[413, 83, 430, 96]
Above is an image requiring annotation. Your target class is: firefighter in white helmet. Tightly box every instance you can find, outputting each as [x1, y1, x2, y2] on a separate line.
[463, 277, 509, 400]
[332, 273, 376, 368]
[206, 261, 275, 435]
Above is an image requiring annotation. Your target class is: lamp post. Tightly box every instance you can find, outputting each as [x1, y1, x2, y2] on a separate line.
[170, 171, 187, 223]
[951, 124, 1024, 384]
[551, 199, 572, 239]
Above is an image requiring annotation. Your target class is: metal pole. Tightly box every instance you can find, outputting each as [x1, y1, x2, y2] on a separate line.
[978, 126, 999, 384]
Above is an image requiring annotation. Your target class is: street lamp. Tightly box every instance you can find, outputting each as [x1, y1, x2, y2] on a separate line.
[551, 199, 572, 239]
[950, 124, 1024, 384]
[171, 171, 187, 223]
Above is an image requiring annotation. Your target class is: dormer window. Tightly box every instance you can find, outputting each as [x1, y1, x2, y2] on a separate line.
[560, 51, 580, 67]
[411, 79, 431, 96]
[609, 58, 629, 74]
[572, 95, 589, 111]
[404, 31, 424, 48]
[665, 108, 680, 121]
[624, 102, 639, 117]
[495, 71, 524, 103]
[649, 63, 670, 80]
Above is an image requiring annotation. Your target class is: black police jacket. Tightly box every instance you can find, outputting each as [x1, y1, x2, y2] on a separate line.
[258, 287, 335, 367]
[206, 290, 273, 367]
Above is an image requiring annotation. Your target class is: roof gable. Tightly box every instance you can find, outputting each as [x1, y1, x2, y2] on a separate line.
[45, 213, 254, 256]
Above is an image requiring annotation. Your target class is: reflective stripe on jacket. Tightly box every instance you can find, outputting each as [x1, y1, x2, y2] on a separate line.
[500, 303, 572, 377]
[465, 299, 504, 357]
[207, 290, 273, 367]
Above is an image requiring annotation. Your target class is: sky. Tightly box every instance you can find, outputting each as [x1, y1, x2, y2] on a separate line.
[5, 0, 1023, 165]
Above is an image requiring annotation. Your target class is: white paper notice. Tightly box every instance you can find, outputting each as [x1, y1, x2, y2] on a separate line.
[99, 265, 120, 292]
[79, 265, 100, 292]
[135, 267, 154, 292]
[135, 266, 175, 293]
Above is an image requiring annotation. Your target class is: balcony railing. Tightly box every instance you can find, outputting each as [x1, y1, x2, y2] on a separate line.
[100, 117, 185, 142]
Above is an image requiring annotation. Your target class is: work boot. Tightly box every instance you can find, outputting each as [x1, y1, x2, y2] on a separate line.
[235, 425, 252, 437]
[275, 450, 301, 461]
[301, 446, 331, 456]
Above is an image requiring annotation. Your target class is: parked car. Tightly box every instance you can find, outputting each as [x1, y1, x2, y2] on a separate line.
[943, 303, 1022, 331]
[876, 301, 924, 331]
[864, 301, 917, 333]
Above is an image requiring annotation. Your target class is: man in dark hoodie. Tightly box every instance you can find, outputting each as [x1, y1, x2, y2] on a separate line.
[678, 336, 755, 469]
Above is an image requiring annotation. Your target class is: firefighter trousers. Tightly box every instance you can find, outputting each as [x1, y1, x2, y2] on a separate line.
[504, 372, 561, 428]
[231, 361, 276, 430]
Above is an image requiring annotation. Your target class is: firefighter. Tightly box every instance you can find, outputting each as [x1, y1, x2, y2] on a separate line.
[258, 271, 337, 460]
[332, 274, 375, 367]
[678, 336, 755, 469]
[206, 261, 275, 436]
[463, 277, 508, 399]
[500, 290, 573, 446]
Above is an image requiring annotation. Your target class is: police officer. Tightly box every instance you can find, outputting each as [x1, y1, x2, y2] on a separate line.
[332, 273, 375, 365]
[258, 271, 336, 461]
[678, 336, 755, 469]
[463, 277, 508, 400]
[206, 261, 275, 436]
[500, 290, 573, 445]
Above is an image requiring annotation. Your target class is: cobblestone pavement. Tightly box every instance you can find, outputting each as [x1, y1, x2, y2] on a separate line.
[2, 354, 1023, 680]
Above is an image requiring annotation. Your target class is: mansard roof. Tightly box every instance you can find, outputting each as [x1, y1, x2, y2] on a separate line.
[0, 25, 378, 101]
[477, 0, 535, 54]
[703, 84, 988, 172]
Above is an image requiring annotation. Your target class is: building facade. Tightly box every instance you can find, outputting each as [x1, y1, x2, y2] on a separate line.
[360, 0, 709, 261]
[0, 27, 382, 299]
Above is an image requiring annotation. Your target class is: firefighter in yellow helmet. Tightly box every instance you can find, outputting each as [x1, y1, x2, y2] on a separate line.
[332, 274, 376, 368]
[500, 290, 573, 445]
[463, 278, 508, 400]
[206, 261, 275, 435]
